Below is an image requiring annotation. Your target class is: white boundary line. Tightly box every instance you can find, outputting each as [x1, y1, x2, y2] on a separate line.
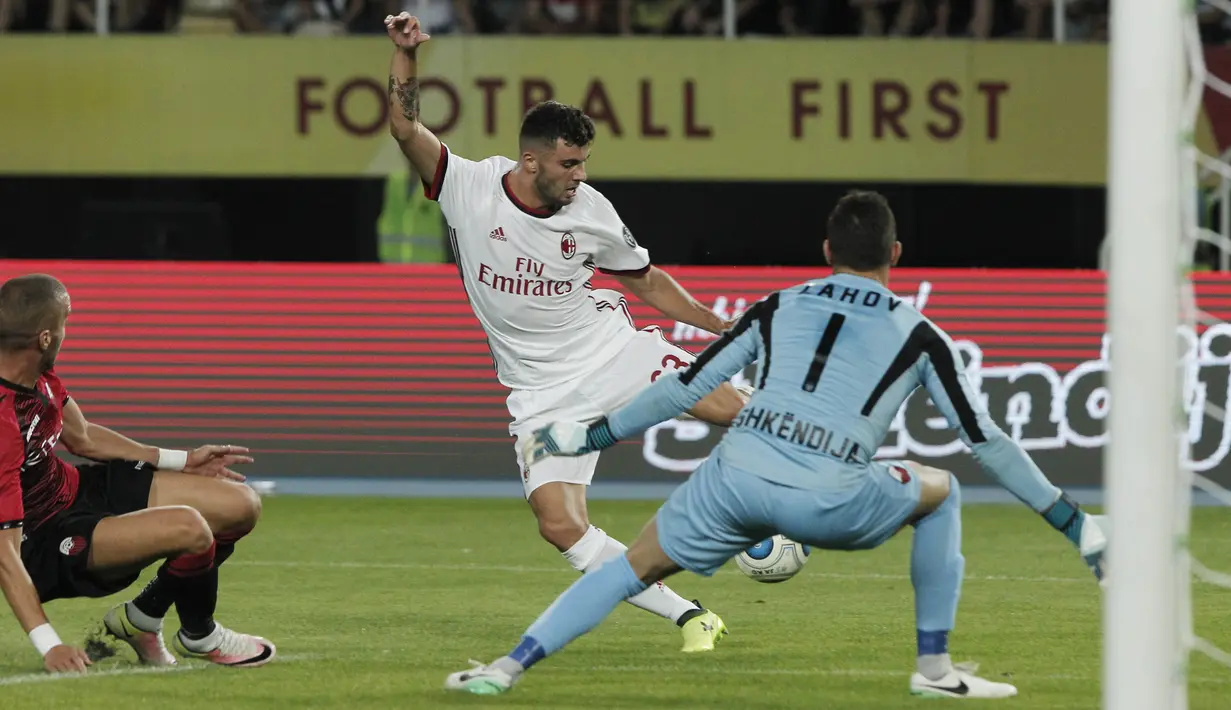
[0, 664, 199, 686]
[229, 559, 1096, 585]
[231, 558, 1231, 588]
[6, 657, 1229, 688]
[569, 666, 1231, 686]
[0, 654, 312, 687]
[5, 634, 1227, 690]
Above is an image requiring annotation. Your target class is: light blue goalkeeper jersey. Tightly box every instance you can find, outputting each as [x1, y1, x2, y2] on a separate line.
[608, 272, 1053, 496]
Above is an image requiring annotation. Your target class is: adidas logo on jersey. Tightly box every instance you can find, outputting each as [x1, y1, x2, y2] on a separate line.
[489, 227, 507, 241]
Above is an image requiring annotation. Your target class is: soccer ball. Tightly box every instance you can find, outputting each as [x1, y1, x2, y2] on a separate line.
[734, 535, 811, 583]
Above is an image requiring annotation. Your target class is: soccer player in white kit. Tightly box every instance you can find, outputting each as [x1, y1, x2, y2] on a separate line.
[384, 13, 745, 652]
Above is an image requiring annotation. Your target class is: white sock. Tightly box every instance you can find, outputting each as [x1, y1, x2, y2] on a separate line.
[124, 602, 163, 633]
[561, 525, 700, 624]
[177, 623, 222, 652]
[491, 656, 526, 679]
[917, 653, 954, 681]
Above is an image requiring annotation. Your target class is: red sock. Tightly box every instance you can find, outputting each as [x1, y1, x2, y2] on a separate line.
[214, 527, 251, 567]
[167, 540, 216, 578]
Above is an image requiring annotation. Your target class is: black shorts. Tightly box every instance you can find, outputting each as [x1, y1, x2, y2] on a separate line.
[21, 460, 155, 602]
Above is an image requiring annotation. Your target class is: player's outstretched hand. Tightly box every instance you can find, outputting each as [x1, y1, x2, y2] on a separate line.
[184, 444, 253, 482]
[44, 644, 91, 674]
[385, 12, 430, 49]
[523, 421, 593, 465]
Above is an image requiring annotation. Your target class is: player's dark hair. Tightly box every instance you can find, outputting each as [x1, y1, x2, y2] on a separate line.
[826, 190, 897, 272]
[0, 274, 68, 352]
[519, 101, 596, 151]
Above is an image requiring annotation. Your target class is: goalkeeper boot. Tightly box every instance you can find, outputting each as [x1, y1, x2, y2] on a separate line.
[910, 661, 1019, 699]
[678, 601, 728, 653]
[102, 602, 177, 667]
[445, 660, 518, 695]
[172, 623, 276, 667]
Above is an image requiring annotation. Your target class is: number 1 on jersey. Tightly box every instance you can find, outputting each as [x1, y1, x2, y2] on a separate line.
[801, 314, 846, 392]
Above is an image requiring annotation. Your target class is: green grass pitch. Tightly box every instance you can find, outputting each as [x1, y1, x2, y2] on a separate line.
[2, 497, 1229, 709]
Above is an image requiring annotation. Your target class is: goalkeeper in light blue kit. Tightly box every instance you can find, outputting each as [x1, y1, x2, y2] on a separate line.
[445, 190, 1108, 700]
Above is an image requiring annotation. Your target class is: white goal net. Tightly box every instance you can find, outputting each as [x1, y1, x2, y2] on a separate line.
[1106, 2, 1231, 709]
[1182, 0, 1231, 702]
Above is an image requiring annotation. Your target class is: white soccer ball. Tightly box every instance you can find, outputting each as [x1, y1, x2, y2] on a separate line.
[735, 534, 811, 583]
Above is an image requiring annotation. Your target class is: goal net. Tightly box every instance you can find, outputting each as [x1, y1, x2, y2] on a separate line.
[1105, 2, 1231, 709]
[1184, 0, 1231, 699]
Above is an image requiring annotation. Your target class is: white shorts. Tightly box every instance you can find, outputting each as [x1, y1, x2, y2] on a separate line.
[507, 325, 696, 497]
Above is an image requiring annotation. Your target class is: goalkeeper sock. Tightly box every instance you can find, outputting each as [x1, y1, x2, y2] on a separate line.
[490, 655, 528, 679]
[563, 526, 699, 623]
[917, 632, 954, 682]
[517, 554, 649, 665]
[911, 475, 963, 681]
[1042, 492, 1087, 547]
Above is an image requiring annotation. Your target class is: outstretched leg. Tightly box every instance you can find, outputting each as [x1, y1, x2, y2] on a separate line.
[528, 480, 720, 651]
[446, 516, 685, 695]
[449, 458, 742, 695]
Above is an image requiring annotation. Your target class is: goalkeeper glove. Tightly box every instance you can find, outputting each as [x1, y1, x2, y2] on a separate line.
[522, 417, 619, 466]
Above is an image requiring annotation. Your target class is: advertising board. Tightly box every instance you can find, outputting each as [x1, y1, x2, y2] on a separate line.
[5, 261, 1227, 488]
[0, 38, 1113, 184]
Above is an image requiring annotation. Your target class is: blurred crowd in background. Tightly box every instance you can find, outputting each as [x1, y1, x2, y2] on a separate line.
[1, 0, 1127, 41]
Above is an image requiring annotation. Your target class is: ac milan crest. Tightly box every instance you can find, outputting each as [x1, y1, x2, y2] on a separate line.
[561, 232, 577, 259]
[59, 536, 87, 556]
[622, 225, 638, 249]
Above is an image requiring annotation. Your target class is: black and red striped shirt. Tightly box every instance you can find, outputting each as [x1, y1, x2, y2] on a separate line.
[0, 370, 80, 531]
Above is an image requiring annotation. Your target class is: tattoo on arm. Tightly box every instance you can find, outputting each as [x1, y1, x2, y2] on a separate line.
[388, 76, 421, 123]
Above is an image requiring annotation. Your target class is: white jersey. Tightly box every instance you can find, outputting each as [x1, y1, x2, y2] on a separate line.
[427, 145, 651, 391]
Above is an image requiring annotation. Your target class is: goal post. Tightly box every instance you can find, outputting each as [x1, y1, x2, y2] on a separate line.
[1103, 1, 1186, 709]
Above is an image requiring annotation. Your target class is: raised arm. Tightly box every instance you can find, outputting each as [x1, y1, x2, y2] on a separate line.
[385, 12, 444, 181]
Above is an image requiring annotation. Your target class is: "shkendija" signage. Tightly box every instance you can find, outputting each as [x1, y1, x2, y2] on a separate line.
[633, 273, 1231, 482]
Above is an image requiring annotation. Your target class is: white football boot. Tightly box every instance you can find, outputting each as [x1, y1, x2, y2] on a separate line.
[445, 660, 518, 695]
[910, 662, 1019, 699]
[102, 603, 177, 666]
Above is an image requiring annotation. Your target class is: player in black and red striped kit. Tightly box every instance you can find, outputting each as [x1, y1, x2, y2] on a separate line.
[0, 274, 277, 673]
